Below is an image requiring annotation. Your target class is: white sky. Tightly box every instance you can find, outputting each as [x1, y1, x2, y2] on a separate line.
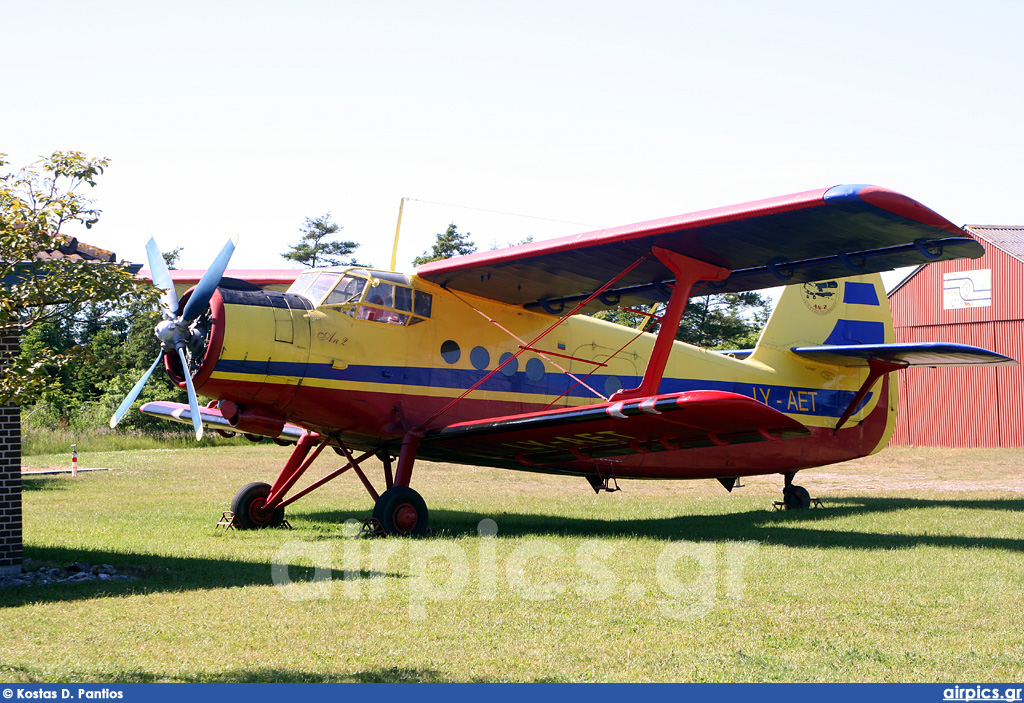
[3, 0, 1021, 276]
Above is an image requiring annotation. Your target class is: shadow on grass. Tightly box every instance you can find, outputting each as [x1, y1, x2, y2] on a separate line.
[20, 476, 72, 493]
[0, 543, 402, 608]
[7, 660, 575, 682]
[4, 662, 451, 683]
[307, 495, 1024, 552]
[8, 497, 1020, 607]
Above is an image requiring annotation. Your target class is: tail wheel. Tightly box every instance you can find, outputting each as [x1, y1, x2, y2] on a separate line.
[783, 484, 811, 510]
[373, 486, 429, 536]
[231, 481, 285, 529]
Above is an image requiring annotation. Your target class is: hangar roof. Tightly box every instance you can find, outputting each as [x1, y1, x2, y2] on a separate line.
[964, 225, 1024, 265]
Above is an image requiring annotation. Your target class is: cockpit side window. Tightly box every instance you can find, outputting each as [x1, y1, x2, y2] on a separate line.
[356, 283, 409, 324]
[413, 291, 432, 319]
[393, 286, 412, 312]
[322, 275, 368, 307]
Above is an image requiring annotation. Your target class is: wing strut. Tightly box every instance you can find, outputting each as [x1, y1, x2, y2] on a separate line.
[611, 247, 730, 401]
[833, 358, 907, 433]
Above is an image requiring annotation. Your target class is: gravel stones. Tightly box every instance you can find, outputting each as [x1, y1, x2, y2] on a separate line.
[0, 558, 139, 589]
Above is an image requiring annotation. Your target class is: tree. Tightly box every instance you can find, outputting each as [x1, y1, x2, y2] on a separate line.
[161, 246, 183, 270]
[413, 223, 476, 266]
[281, 212, 361, 268]
[676, 292, 772, 349]
[593, 292, 773, 350]
[0, 151, 156, 405]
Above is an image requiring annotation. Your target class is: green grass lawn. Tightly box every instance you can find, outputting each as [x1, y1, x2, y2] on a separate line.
[4, 445, 1024, 682]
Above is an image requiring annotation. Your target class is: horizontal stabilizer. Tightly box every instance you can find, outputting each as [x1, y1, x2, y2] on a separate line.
[422, 390, 809, 468]
[791, 343, 1018, 367]
[139, 401, 308, 440]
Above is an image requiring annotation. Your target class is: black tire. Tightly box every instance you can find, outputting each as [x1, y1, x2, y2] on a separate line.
[783, 484, 812, 510]
[231, 482, 285, 529]
[372, 486, 429, 536]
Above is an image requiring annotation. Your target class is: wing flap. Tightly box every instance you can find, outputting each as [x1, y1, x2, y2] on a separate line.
[139, 401, 308, 440]
[791, 343, 1018, 367]
[422, 390, 809, 467]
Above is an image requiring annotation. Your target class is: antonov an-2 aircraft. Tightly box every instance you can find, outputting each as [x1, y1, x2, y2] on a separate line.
[110, 185, 1015, 535]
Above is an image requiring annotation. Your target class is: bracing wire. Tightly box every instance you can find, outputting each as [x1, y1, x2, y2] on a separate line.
[405, 198, 600, 229]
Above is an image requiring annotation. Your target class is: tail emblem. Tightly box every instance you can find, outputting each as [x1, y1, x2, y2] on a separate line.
[801, 280, 840, 315]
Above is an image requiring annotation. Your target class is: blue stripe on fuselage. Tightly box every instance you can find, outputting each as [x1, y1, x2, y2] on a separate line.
[214, 359, 871, 419]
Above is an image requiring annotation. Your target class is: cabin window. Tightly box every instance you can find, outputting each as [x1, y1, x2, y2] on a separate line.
[499, 352, 518, 377]
[470, 346, 490, 370]
[440, 340, 460, 363]
[526, 358, 545, 382]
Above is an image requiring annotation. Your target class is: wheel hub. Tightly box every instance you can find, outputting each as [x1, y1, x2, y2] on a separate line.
[249, 498, 273, 524]
[393, 504, 419, 532]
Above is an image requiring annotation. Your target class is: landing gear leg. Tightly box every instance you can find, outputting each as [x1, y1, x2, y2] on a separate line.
[782, 472, 811, 510]
[372, 432, 429, 535]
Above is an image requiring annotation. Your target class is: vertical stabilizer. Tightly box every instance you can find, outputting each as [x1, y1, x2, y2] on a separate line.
[749, 273, 897, 443]
[752, 273, 894, 358]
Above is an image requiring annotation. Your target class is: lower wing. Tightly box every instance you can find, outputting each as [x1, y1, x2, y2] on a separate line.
[421, 390, 809, 468]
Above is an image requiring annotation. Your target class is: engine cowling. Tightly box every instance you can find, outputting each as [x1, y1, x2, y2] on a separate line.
[217, 400, 287, 439]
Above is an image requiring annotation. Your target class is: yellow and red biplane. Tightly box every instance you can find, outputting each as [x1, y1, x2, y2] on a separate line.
[112, 185, 1015, 534]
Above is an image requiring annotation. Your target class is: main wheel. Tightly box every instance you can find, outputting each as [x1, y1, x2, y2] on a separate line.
[372, 486, 429, 536]
[231, 481, 285, 529]
[783, 484, 811, 510]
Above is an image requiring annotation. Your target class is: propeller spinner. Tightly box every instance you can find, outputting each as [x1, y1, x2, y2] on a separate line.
[109, 236, 237, 440]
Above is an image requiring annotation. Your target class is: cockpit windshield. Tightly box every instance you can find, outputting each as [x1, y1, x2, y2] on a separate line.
[287, 271, 341, 302]
[289, 268, 432, 326]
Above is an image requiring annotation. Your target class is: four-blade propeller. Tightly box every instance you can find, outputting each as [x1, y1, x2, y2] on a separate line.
[108, 236, 237, 440]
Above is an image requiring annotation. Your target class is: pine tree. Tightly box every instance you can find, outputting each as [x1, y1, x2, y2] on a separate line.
[281, 212, 361, 268]
[413, 224, 476, 266]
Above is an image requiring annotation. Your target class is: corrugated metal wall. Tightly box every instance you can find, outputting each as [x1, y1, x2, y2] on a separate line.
[890, 237, 1024, 447]
[892, 324, 1000, 447]
[996, 320, 1024, 446]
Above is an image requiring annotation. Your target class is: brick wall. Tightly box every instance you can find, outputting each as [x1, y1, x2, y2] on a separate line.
[0, 334, 22, 576]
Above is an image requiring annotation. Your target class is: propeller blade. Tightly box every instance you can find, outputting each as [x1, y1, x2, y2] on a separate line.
[182, 236, 237, 323]
[177, 346, 204, 441]
[145, 237, 179, 317]
[109, 350, 165, 429]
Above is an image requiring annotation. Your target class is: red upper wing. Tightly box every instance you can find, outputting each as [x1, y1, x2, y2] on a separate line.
[415, 185, 981, 312]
